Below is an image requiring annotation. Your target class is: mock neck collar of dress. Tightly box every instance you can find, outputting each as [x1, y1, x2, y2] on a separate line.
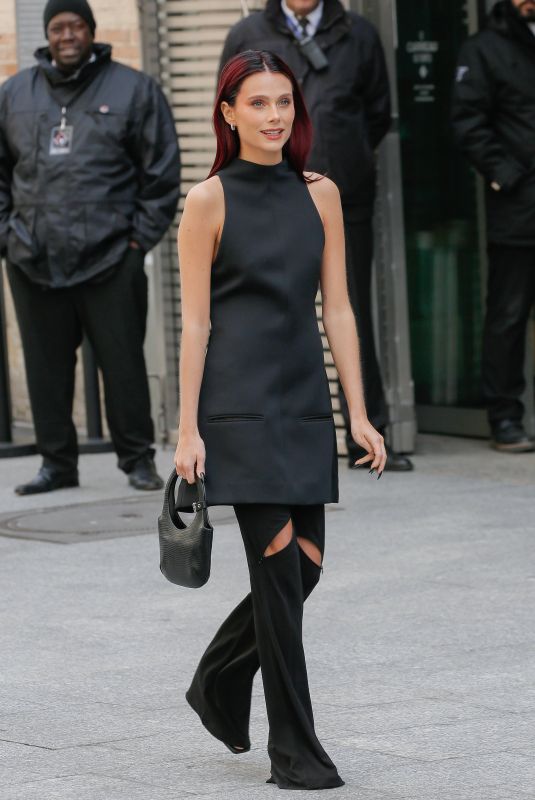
[229, 157, 292, 176]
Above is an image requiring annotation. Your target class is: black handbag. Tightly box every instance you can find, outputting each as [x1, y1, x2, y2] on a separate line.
[158, 470, 213, 588]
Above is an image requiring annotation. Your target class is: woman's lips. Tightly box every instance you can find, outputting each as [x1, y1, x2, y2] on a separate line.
[260, 129, 284, 140]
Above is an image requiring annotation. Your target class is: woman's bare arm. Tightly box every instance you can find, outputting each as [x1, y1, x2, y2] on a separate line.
[308, 175, 386, 474]
[175, 176, 223, 482]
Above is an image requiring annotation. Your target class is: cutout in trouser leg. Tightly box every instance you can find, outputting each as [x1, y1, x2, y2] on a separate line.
[297, 536, 322, 567]
[298, 542, 323, 600]
[262, 518, 294, 559]
[295, 505, 325, 599]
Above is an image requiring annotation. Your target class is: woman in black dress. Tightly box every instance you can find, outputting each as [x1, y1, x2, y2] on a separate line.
[175, 50, 386, 790]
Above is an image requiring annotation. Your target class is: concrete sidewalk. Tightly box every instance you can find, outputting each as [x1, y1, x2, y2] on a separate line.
[0, 435, 534, 800]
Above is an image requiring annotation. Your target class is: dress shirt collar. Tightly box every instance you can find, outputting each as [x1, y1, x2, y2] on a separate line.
[280, 0, 324, 38]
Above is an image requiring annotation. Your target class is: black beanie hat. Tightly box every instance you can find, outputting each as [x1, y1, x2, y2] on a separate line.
[43, 0, 96, 36]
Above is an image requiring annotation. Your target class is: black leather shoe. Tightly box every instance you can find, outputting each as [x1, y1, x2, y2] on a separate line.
[14, 466, 79, 496]
[491, 420, 535, 453]
[383, 445, 414, 472]
[128, 457, 164, 490]
[348, 444, 414, 472]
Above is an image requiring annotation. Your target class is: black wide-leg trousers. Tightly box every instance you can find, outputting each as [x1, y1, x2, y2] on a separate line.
[338, 216, 389, 456]
[482, 243, 535, 426]
[6, 250, 155, 474]
[186, 504, 344, 790]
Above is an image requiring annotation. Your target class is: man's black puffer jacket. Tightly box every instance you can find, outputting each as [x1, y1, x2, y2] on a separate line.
[451, 1, 535, 246]
[0, 44, 181, 288]
[220, 0, 391, 217]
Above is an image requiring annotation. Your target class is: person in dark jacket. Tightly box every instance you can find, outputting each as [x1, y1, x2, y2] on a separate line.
[452, 0, 535, 452]
[220, 0, 413, 471]
[0, 0, 181, 493]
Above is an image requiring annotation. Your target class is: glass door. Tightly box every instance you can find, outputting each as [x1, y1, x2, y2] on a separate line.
[395, 0, 491, 436]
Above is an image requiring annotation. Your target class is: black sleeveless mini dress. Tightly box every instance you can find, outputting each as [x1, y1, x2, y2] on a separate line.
[198, 158, 338, 506]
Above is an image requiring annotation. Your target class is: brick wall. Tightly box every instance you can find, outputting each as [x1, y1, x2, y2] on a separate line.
[97, 2, 142, 70]
[0, 0, 17, 83]
[1, 0, 27, 431]
[1, 0, 142, 437]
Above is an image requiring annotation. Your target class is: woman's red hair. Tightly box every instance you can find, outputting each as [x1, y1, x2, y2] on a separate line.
[208, 50, 314, 182]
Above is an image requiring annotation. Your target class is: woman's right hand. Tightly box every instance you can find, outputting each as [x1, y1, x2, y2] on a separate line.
[174, 430, 206, 484]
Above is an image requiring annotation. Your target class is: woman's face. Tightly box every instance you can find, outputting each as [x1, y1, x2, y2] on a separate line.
[221, 71, 295, 162]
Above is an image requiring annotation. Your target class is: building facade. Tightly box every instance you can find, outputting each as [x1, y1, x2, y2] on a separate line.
[2, 0, 534, 453]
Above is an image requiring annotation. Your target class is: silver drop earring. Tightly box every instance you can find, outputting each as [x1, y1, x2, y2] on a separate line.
[230, 123, 236, 131]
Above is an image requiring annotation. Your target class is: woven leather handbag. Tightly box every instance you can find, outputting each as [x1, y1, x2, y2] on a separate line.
[158, 470, 213, 588]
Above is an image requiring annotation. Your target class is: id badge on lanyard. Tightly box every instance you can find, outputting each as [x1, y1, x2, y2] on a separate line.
[49, 106, 73, 156]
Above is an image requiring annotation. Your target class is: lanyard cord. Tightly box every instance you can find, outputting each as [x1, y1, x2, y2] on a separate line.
[42, 69, 95, 127]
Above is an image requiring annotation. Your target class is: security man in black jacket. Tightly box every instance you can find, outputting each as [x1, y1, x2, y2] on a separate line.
[0, 0, 181, 493]
[452, 0, 535, 452]
[221, 0, 413, 471]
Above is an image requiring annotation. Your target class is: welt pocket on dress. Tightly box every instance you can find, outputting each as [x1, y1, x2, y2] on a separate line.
[299, 414, 333, 422]
[206, 414, 265, 423]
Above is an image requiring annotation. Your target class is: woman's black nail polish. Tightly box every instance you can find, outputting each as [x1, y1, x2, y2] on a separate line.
[377, 471, 383, 480]
[369, 468, 375, 476]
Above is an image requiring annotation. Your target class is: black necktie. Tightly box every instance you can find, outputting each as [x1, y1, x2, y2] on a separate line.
[297, 15, 309, 38]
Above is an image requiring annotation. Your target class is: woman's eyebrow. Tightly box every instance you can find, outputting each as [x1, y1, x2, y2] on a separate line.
[246, 93, 293, 100]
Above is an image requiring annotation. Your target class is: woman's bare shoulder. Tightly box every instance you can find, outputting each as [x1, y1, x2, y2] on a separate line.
[304, 173, 340, 201]
[184, 175, 224, 214]
[305, 175, 341, 226]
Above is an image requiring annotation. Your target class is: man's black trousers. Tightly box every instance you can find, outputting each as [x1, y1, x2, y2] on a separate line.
[7, 249, 155, 474]
[482, 243, 535, 426]
[338, 215, 388, 456]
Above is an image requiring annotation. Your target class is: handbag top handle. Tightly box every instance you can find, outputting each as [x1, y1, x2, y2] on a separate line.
[163, 471, 210, 530]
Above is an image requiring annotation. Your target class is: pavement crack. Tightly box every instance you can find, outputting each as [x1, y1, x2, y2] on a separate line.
[0, 737, 57, 750]
[51, 732, 160, 750]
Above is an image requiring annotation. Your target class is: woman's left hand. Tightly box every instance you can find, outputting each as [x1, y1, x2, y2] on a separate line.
[350, 417, 387, 477]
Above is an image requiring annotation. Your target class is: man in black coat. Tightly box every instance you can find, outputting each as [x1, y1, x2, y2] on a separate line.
[452, 0, 535, 452]
[220, 0, 413, 471]
[0, 0, 181, 493]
